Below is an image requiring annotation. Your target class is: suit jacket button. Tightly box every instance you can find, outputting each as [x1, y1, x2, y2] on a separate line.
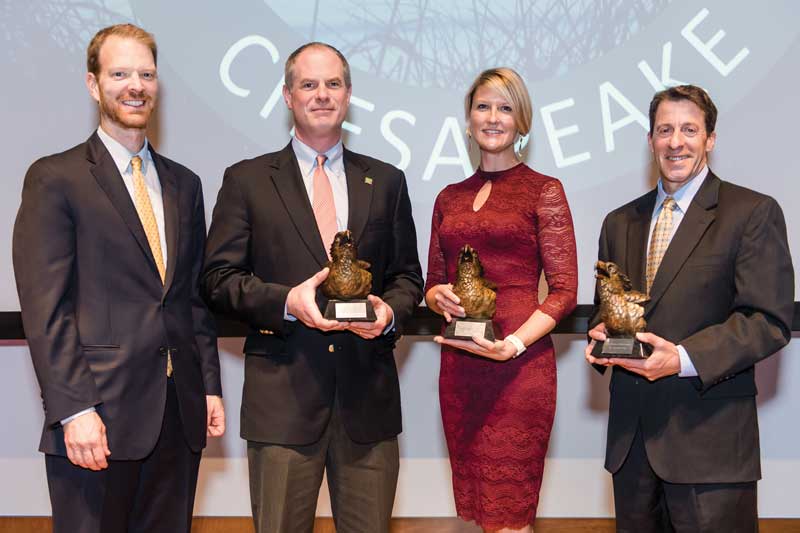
[328, 344, 335, 353]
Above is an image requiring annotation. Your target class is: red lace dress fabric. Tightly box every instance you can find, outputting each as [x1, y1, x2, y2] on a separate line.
[425, 163, 577, 529]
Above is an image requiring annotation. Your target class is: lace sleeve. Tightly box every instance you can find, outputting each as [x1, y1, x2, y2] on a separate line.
[536, 179, 578, 322]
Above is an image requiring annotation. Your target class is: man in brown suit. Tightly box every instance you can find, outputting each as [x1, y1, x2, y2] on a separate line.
[586, 85, 793, 532]
[13, 24, 224, 533]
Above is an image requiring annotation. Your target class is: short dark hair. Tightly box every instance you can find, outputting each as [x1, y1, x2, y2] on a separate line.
[284, 42, 351, 89]
[87, 24, 157, 76]
[648, 85, 717, 135]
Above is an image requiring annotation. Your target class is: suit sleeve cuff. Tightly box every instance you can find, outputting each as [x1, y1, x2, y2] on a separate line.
[60, 407, 96, 426]
[677, 345, 698, 377]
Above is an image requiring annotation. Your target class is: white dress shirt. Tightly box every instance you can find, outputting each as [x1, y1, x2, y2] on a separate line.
[97, 126, 167, 268]
[292, 136, 349, 231]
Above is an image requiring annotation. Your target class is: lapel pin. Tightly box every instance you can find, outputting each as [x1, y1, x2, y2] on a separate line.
[364, 176, 373, 185]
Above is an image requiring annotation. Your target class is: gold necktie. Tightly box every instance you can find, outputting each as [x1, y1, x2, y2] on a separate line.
[131, 156, 171, 376]
[646, 196, 676, 294]
[131, 156, 166, 283]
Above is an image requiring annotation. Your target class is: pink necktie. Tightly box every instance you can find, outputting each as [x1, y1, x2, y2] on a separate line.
[312, 154, 338, 257]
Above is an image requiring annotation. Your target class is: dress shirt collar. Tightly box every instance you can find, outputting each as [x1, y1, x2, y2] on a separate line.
[291, 136, 344, 177]
[655, 165, 709, 215]
[96, 126, 151, 176]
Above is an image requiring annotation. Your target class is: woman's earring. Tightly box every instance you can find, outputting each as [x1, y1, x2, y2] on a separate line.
[514, 133, 530, 157]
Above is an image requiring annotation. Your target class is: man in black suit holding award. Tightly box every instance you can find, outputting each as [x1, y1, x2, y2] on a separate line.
[13, 24, 224, 533]
[202, 42, 423, 533]
[586, 85, 794, 532]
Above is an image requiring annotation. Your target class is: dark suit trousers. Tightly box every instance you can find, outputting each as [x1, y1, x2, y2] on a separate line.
[613, 426, 758, 533]
[45, 378, 201, 533]
[247, 399, 399, 533]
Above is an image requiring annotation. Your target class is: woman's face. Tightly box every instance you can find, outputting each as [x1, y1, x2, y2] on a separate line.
[468, 84, 518, 156]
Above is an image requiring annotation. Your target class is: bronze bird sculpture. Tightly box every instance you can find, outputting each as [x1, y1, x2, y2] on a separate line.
[595, 260, 648, 337]
[321, 230, 372, 300]
[452, 245, 496, 319]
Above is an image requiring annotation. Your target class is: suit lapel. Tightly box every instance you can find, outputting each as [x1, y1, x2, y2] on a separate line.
[151, 147, 179, 293]
[270, 143, 329, 267]
[343, 149, 373, 245]
[626, 191, 656, 293]
[87, 133, 163, 283]
[645, 174, 719, 315]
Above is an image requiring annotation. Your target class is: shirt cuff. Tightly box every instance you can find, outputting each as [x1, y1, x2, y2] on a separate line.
[677, 345, 698, 377]
[383, 311, 396, 335]
[60, 407, 96, 426]
[284, 302, 297, 322]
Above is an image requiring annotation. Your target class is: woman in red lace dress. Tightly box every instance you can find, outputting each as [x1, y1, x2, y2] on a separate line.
[425, 68, 578, 532]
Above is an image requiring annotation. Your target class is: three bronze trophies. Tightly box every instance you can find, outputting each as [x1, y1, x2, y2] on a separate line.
[318, 234, 649, 357]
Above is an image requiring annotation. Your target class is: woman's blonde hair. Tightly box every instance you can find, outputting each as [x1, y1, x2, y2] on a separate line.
[464, 67, 532, 136]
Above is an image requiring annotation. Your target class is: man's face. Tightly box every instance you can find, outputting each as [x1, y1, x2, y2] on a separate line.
[283, 46, 351, 147]
[86, 35, 158, 135]
[648, 99, 716, 194]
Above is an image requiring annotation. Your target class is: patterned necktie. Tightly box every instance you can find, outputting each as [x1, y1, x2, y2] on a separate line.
[312, 154, 338, 258]
[131, 156, 172, 376]
[131, 156, 166, 283]
[646, 196, 676, 294]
